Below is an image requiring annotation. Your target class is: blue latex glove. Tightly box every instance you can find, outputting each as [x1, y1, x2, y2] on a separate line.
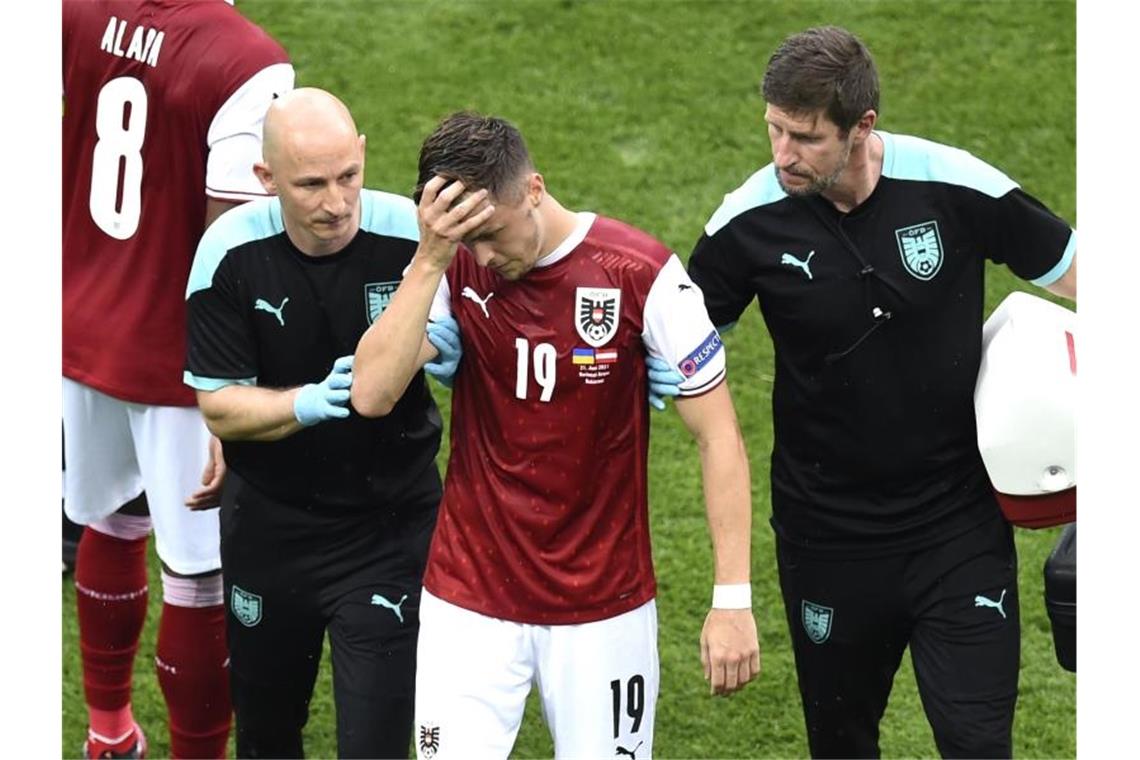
[294, 355, 354, 426]
[425, 316, 462, 388]
[647, 354, 684, 411]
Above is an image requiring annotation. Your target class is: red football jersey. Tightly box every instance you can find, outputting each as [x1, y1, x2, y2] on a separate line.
[423, 213, 726, 624]
[63, 0, 291, 405]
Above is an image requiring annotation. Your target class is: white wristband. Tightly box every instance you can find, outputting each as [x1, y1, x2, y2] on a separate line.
[712, 583, 752, 609]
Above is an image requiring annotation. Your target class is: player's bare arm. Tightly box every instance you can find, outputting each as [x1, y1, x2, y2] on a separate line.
[195, 386, 307, 442]
[1044, 252, 1076, 300]
[675, 382, 762, 696]
[353, 176, 493, 416]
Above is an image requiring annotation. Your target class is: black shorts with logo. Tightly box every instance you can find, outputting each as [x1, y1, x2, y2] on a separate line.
[220, 472, 439, 759]
[776, 511, 1019, 759]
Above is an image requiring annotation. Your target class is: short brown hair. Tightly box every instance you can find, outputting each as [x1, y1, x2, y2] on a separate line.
[414, 111, 534, 204]
[761, 26, 879, 133]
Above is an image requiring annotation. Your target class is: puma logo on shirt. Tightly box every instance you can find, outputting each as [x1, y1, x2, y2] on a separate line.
[780, 250, 816, 280]
[461, 286, 494, 318]
[254, 297, 289, 326]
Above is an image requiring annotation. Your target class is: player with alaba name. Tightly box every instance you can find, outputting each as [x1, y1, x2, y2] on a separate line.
[63, 1, 292, 756]
[353, 112, 761, 758]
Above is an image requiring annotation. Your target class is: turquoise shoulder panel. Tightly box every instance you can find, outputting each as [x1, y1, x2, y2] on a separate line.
[185, 198, 285, 298]
[359, 189, 419, 242]
[879, 131, 1018, 198]
[704, 164, 787, 236]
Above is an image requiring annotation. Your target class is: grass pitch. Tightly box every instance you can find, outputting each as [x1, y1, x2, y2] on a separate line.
[63, 1, 1075, 757]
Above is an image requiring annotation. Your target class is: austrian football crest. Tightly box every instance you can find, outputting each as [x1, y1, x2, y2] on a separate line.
[575, 287, 621, 347]
[231, 586, 263, 628]
[802, 600, 833, 644]
[365, 281, 400, 324]
[895, 220, 944, 281]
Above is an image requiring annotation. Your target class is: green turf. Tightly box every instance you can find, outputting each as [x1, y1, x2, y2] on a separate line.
[63, 1, 1075, 756]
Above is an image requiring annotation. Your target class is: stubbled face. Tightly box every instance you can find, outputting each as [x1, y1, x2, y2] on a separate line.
[765, 104, 854, 197]
[266, 131, 365, 255]
[460, 188, 543, 281]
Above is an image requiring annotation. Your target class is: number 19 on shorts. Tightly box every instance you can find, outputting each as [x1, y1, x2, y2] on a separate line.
[611, 675, 645, 739]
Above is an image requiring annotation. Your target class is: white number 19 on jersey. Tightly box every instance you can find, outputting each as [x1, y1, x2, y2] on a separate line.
[515, 338, 557, 402]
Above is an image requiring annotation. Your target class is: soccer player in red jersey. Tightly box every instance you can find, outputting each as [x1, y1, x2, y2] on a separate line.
[62, 1, 293, 756]
[353, 112, 761, 758]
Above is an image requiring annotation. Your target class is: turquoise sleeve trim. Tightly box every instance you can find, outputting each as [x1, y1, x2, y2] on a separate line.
[183, 372, 258, 391]
[359, 189, 419, 242]
[705, 165, 787, 236]
[717, 321, 738, 333]
[880, 131, 1018, 199]
[186, 198, 284, 297]
[1030, 230, 1076, 287]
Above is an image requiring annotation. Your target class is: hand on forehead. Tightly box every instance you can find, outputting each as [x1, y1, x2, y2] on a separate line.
[453, 187, 491, 212]
[425, 175, 493, 216]
[417, 175, 497, 246]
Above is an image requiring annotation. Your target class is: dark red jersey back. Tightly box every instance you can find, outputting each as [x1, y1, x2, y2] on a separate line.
[63, 0, 289, 404]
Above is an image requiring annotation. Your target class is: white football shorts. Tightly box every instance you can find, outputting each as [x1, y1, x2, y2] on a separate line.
[414, 589, 658, 759]
[63, 378, 221, 574]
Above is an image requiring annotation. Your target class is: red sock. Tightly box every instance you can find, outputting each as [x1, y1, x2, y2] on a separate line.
[155, 602, 232, 759]
[74, 528, 149, 738]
